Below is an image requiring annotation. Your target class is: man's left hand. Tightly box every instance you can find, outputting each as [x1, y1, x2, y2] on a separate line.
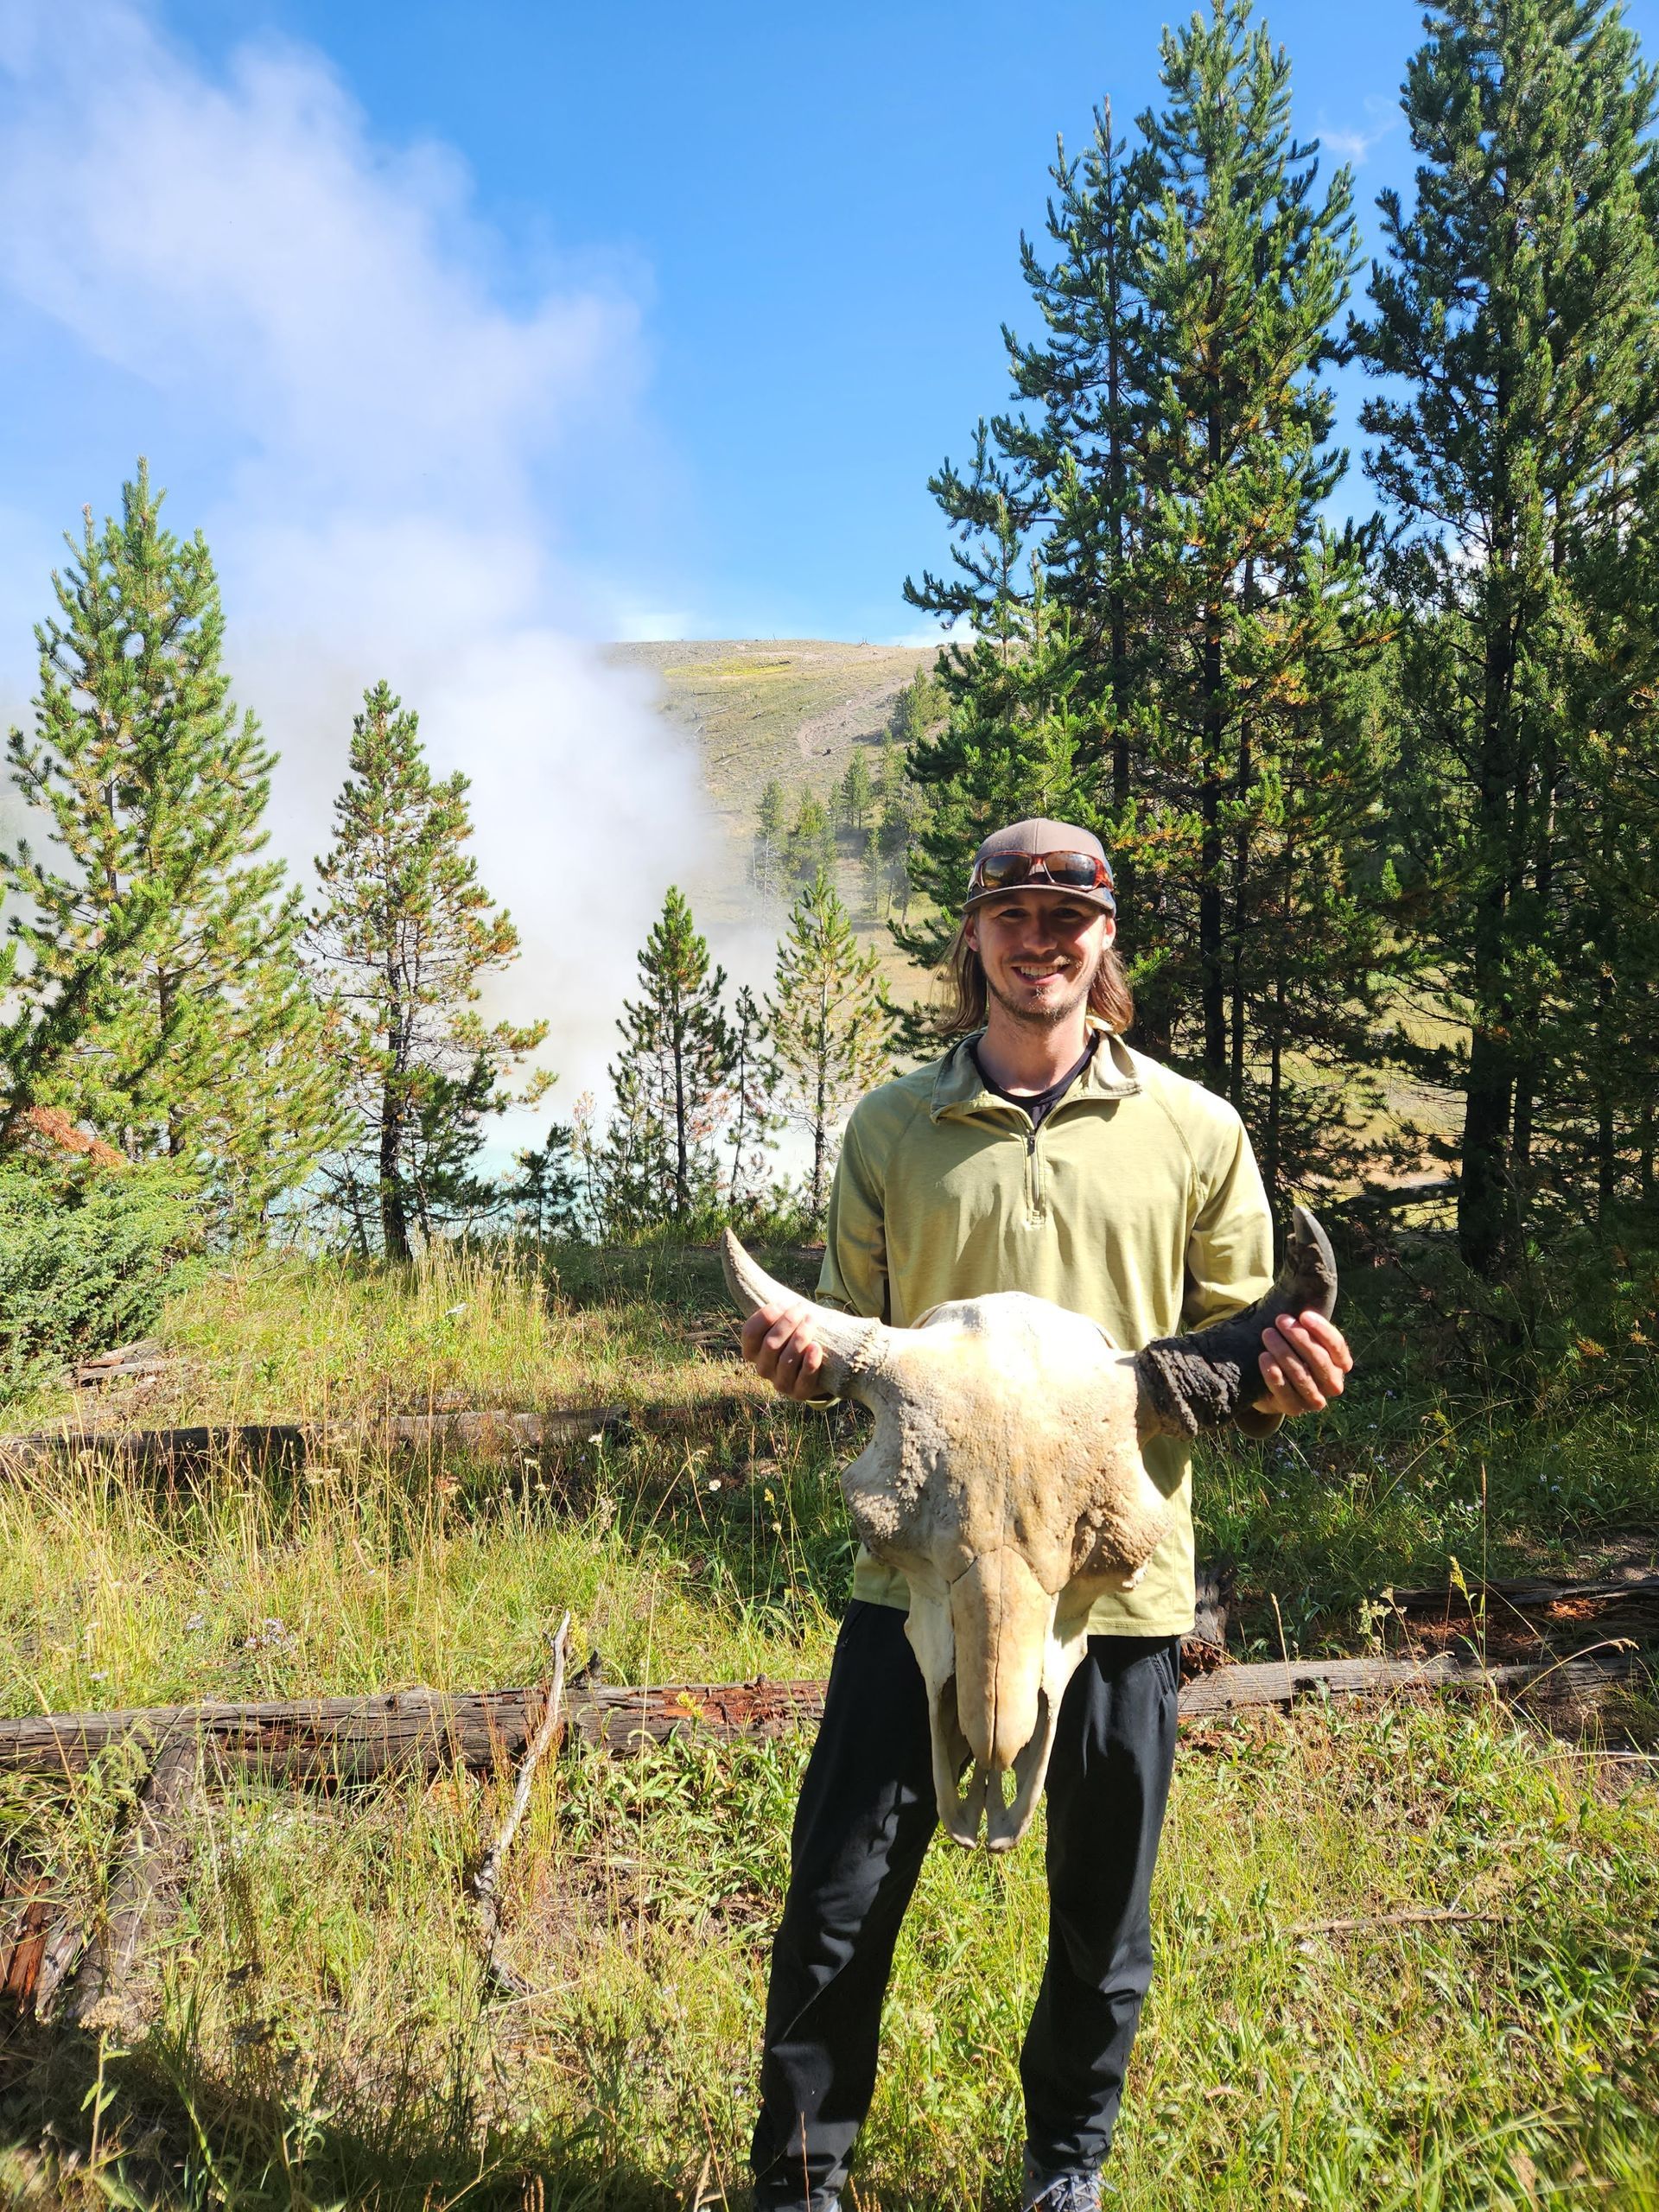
[1254, 1311, 1352, 1418]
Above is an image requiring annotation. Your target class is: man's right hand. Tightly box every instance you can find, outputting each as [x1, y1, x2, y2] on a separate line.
[741, 1300, 833, 1402]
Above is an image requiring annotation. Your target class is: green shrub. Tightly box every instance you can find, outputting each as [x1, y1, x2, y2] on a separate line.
[0, 1159, 204, 1400]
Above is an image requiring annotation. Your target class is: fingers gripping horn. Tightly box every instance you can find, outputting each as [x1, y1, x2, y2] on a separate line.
[720, 1230, 888, 1400]
[1134, 1205, 1338, 1439]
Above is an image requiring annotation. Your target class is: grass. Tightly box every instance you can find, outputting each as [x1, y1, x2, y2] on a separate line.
[0, 1233, 1654, 2207]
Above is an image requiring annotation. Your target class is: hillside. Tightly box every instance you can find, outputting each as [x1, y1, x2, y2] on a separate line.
[610, 638, 935, 940]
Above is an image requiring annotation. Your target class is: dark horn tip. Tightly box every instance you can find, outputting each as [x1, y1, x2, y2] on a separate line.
[1285, 1205, 1338, 1319]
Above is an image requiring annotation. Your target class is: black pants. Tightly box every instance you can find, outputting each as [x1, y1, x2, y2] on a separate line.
[752, 1601, 1180, 2210]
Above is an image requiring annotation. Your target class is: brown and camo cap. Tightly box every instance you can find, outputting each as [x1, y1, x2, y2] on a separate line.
[963, 817, 1117, 915]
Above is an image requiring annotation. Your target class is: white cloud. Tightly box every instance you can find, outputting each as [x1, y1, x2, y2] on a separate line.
[0, 0, 710, 1122]
[1319, 96, 1400, 171]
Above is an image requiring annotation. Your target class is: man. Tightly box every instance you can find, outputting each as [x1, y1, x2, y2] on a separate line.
[741, 818, 1351, 2212]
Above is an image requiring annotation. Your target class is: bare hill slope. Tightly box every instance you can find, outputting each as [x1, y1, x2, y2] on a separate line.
[610, 639, 934, 935]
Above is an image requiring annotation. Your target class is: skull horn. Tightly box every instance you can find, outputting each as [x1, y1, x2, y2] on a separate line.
[720, 1230, 887, 1398]
[1134, 1205, 1338, 1438]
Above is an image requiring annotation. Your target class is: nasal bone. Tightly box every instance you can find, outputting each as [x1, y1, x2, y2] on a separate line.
[948, 1550, 1052, 1773]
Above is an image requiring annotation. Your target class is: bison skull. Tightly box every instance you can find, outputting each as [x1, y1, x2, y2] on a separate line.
[723, 1206, 1338, 1851]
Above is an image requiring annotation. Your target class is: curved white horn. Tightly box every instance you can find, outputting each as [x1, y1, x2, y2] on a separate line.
[720, 1229, 887, 1395]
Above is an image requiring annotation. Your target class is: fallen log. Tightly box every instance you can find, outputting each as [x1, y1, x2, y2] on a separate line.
[47, 1729, 205, 2031]
[0, 1643, 1642, 1789]
[1389, 1572, 1659, 1614]
[0, 1676, 831, 1783]
[0, 1424, 312, 1478]
[0, 1396, 788, 1482]
[1174, 1645, 1637, 1715]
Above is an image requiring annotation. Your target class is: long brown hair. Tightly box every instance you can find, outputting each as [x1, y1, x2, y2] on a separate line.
[933, 921, 1135, 1039]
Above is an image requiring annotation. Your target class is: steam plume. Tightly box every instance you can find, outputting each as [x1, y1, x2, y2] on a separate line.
[0, 0, 709, 1111]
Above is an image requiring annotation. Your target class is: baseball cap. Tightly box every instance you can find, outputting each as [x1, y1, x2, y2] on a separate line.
[963, 817, 1116, 915]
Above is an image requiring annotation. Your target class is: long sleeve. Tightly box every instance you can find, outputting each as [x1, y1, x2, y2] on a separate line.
[816, 1107, 890, 1322]
[1180, 1110, 1282, 1440]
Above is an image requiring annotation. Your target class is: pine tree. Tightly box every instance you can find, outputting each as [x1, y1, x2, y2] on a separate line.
[877, 733, 905, 811]
[1355, 0, 1659, 1268]
[0, 461, 334, 1234]
[307, 681, 547, 1260]
[1567, 482, 1659, 1212]
[899, 2, 1390, 1200]
[600, 887, 733, 1232]
[839, 748, 874, 834]
[506, 1118, 583, 1242]
[889, 668, 947, 747]
[767, 869, 895, 1224]
[1124, 0, 1389, 1178]
[785, 789, 836, 889]
[863, 823, 884, 919]
[753, 777, 787, 896]
[726, 982, 779, 1217]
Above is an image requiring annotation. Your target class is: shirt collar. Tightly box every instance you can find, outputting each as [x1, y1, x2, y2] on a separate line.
[929, 1020, 1141, 1121]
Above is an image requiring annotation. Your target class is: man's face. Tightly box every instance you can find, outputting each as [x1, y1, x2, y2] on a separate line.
[965, 891, 1116, 1029]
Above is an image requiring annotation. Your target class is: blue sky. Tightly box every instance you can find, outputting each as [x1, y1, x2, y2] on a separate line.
[162, 0, 1430, 643]
[18, 0, 1659, 649]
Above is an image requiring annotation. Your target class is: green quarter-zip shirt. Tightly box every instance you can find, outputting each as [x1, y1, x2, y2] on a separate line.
[818, 1025, 1280, 1637]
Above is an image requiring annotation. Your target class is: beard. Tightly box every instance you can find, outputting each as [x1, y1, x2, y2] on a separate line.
[984, 960, 1095, 1031]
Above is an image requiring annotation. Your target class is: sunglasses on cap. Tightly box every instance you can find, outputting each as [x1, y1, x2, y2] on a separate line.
[969, 849, 1114, 895]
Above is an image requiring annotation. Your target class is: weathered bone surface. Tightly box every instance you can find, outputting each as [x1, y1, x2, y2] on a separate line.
[721, 1207, 1338, 1850]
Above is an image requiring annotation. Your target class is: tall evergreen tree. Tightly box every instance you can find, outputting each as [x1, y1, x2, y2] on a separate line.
[505, 1118, 583, 1242]
[0, 461, 334, 1233]
[1567, 479, 1659, 1212]
[1122, 0, 1391, 1181]
[753, 778, 787, 896]
[726, 982, 779, 1217]
[767, 869, 895, 1224]
[785, 789, 836, 889]
[901, 3, 1388, 1198]
[600, 887, 733, 1231]
[1355, 0, 1659, 1268]
[307, 681, 547, 1260]
[839, 748, 874, 833]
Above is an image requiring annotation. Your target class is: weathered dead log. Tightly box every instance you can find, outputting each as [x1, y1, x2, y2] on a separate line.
[0, 1424, 313, 1478]
[0, 1643, 1642, 1792]
[0, 1676, 831, 1783]
[0, 1396, 789, 1483]
[69, 1340, 169, 1390]
[1176, 1644, 1637, 1716]
[1389, 1573, 1659, 1614]
[48, 1730, 205, 2031]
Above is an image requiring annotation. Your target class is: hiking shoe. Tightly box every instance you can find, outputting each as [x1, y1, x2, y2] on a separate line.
[1022, 2152, 1101, 2212]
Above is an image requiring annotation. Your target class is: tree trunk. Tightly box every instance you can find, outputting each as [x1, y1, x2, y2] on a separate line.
[671, 995, 690, 1222]
[1459, 587, 1519, 1277]
[379, 1083, 410, 1262]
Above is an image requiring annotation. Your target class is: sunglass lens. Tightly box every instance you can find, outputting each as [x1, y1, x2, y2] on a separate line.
[1042, 852, 1102, 887]
[977, 853, 1033, 889]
